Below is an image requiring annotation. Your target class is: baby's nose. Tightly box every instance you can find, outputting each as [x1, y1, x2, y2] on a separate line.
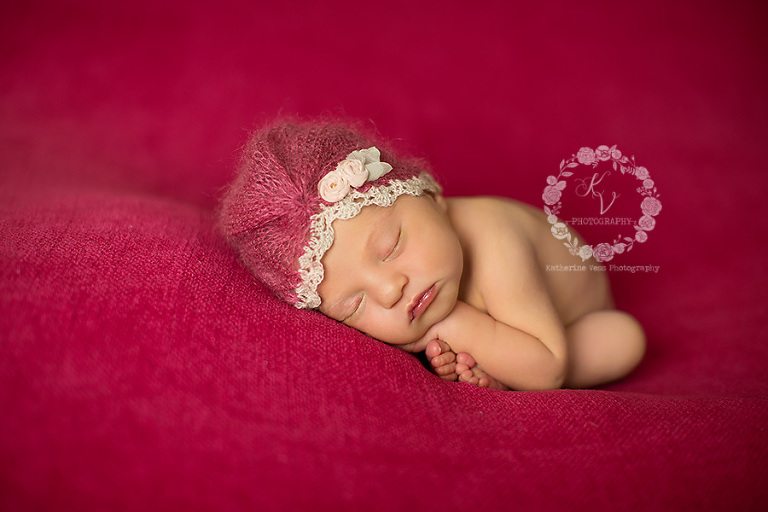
[376, 271, 408, 309]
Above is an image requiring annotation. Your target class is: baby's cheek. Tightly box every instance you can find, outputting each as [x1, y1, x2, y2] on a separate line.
[377, 324, 424, 347]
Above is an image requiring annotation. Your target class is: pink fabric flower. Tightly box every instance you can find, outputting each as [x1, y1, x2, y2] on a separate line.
[593, 242, 614, 262]
[595, 145, 611, 161]
[576, 147, 596, 165]
[635, 166, 649, 180]
[336, 158, 368, 187]
[612, 243, 626, 254]
[318, 170, 350, 202]
[641, 196, 662, 216]
[611, 147, 622, 160]
[643, 179, 654, 189]
[635, 230, 648, 243]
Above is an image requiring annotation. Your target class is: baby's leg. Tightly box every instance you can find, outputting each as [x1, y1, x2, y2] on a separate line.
[563, 310, 646, 388]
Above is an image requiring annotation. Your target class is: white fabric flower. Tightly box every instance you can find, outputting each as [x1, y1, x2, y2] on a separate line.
[335, 158, 368, 187]
[348, 147, 393, 181]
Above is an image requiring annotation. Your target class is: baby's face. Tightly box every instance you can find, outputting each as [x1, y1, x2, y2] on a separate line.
[317, 194, 463, 345]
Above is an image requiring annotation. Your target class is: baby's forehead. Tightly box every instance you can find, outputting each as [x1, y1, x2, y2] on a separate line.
[329, 202, 396, 252]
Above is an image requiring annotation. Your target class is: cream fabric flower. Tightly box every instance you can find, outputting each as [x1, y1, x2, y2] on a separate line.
[335, 158, 368, 187]
[318, 147, 393, 203]
[318, 170, 351, 202]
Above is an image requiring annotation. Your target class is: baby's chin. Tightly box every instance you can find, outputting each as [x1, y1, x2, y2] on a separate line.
[368, 332, 419, 346]
[373, 306, 457, 348]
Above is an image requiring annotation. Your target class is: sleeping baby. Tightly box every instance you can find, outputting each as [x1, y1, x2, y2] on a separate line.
[218, 119, 645, 390]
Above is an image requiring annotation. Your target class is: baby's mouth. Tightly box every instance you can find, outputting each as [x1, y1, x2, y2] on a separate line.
[408, 284, 436, 322]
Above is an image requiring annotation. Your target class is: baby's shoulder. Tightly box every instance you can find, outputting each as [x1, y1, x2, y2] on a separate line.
[447, 196, 546, 309]
[446, 196, 543, 236]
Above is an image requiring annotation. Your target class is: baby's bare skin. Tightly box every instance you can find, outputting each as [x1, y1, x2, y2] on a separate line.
[449, 197, 613, 324]
[319, 194, 645, 390]
[426, 339, 509, 390]
[422, 197, 644, 389]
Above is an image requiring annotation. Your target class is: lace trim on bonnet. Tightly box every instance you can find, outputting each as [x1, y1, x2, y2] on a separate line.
[295, 173, 441, 309]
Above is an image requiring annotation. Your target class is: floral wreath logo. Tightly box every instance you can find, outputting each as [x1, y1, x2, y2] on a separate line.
[542, 145, 661, 263]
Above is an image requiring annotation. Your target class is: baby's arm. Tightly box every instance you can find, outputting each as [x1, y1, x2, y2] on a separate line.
[422, 217, 569, 390]
[422, 300, 567, 391]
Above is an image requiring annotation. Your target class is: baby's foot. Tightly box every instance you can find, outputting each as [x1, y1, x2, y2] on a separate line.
[426, 340, 509, 390]
[425, 339, 458, 381]
[455, 353, 510, 391]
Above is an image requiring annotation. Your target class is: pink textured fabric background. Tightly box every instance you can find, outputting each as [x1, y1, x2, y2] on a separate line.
[1, 0, 767, 510]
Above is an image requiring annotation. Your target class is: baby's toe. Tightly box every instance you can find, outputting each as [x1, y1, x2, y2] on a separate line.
[439, 369, 459, 382]
[431, 350, 456, 366]
[456, 352, 477, 368]
[433, 361, 457, 377]
[425, 339, 443, 360]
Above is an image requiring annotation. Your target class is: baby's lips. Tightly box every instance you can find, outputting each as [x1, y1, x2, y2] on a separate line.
[409, 284, 437, 323]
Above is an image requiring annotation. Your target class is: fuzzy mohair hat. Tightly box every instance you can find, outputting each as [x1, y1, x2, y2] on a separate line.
[218, 119, 442, 309]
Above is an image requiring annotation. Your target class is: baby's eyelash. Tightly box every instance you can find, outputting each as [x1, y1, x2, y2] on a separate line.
[383, 228, 402, 261]
[344, 295, 364, 323]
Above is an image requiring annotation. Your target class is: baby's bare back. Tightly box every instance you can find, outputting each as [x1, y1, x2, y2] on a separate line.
[446, 196, 612, 326]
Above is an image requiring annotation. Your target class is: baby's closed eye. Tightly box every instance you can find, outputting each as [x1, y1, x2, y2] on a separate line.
[382, 227, 402, 261]
[338, 294, 364, 324]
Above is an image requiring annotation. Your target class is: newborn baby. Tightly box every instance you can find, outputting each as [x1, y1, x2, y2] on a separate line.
[219, 120, 645, 391]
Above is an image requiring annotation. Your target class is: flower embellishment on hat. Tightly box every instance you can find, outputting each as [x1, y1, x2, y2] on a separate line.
[318, 147, 393, 202]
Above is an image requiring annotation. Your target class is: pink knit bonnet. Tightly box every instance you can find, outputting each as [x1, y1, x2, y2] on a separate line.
[219, 120, 442, 309]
